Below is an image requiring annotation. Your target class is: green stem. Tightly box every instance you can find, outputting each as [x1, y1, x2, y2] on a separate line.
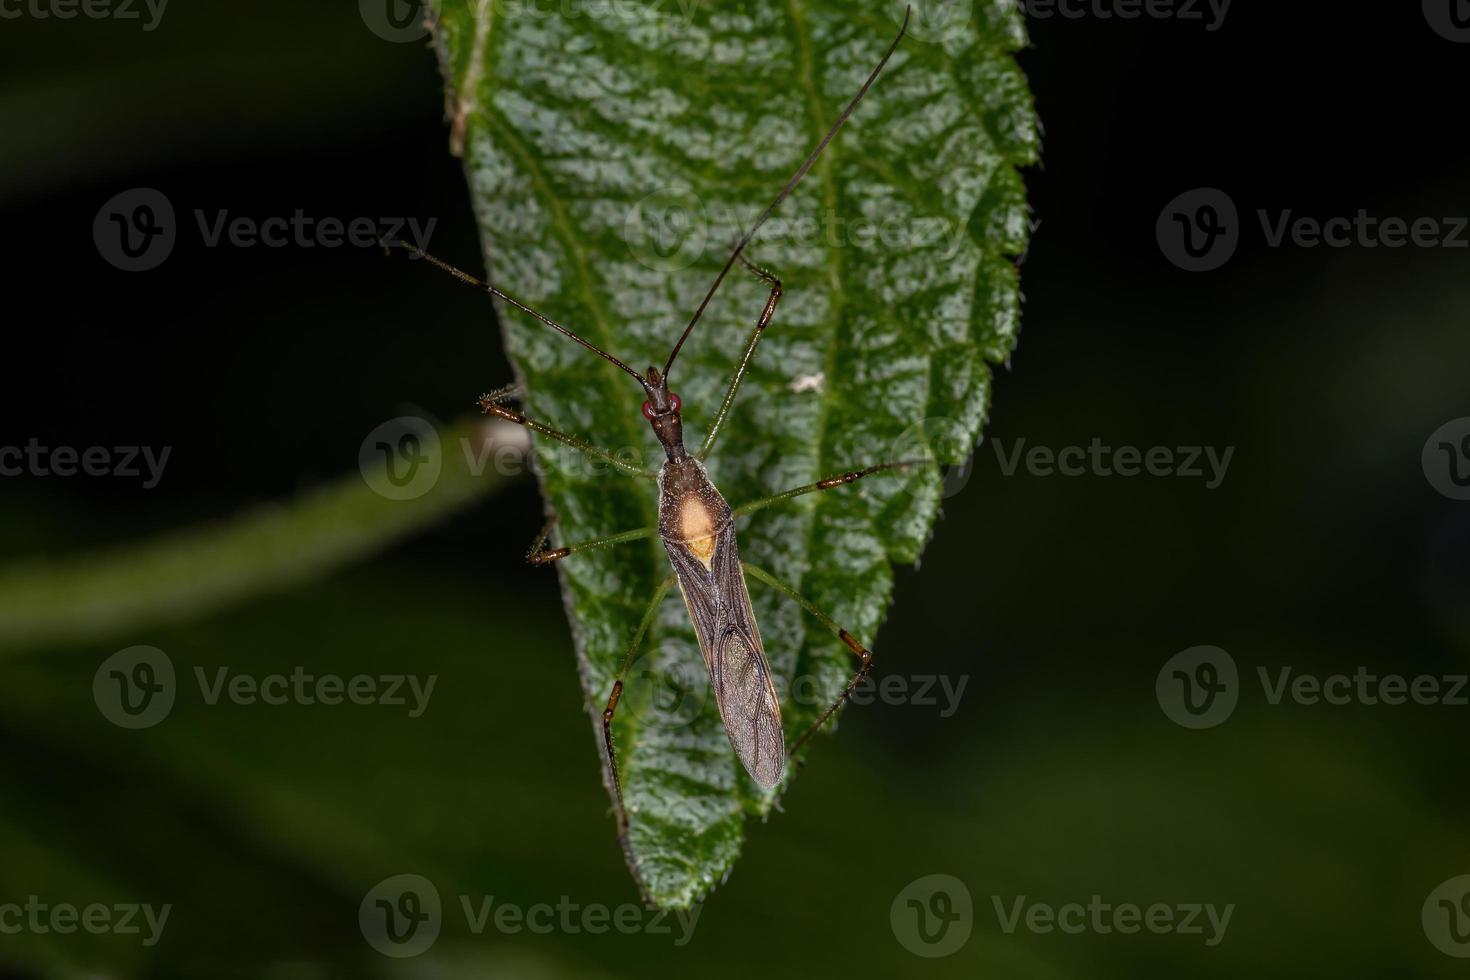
[0, 417, 516, 655]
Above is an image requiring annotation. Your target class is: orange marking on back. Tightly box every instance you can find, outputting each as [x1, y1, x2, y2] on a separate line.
[679, 497, 718, 567]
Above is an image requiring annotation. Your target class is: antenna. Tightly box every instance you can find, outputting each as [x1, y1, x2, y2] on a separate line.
[382, 239, 653, 395]
[661, 6, 911, 379]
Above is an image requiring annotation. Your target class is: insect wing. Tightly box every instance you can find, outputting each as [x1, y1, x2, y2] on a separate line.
[666, 523, 786, 788]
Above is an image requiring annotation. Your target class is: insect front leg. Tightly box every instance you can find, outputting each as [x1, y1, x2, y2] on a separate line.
[697, 253, 783, 461]
[524, 515, 657, 566]
[481, 397, 657, 480]
[731, 458, 933, 517]
[600, 573, 677, 840]
[739, 562, 874, 759]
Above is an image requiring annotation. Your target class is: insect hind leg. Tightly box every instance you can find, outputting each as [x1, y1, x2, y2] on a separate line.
[696, 250, 783, 461]
[600, 573, 677, 841]
[731, 458, 933, 517]
[524, 515, 657, 566]
[480, 396, 657, 480]
[740, 561, 874, 761]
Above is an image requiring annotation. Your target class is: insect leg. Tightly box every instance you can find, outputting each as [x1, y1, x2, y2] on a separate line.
[740, 561, 872, 759]
[601, 573, 678, 839]
[479, 396, 657, 480]
[525, 515, 657, 566]
[731, 458, 933, 517]
[696, 255, 783, 461]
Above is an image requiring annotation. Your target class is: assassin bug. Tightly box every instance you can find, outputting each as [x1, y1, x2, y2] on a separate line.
[388, 9, 920, 834]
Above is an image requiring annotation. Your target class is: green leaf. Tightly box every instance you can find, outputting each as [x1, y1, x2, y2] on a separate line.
[0, 416, 511, 656]
[429, 0, 1037, 906]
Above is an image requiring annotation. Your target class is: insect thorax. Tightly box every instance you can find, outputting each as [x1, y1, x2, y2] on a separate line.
[657, 457, 731, 563]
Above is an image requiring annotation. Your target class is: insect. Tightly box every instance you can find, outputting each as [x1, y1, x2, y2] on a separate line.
[388, 10, 919, 836]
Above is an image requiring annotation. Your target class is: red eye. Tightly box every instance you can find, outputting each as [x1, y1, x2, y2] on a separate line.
[669, 393, 682, 412]
[641, 401, 655, 420]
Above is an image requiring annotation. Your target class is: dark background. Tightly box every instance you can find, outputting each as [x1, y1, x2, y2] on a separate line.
[1, 2, 1467, 977]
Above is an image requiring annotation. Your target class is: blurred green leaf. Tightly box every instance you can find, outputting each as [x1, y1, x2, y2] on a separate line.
[0, 416, 511, 655]
[430, 0, 1037, 906]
